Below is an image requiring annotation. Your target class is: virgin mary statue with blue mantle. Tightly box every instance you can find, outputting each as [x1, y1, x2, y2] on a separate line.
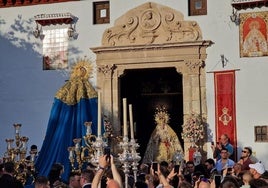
[35, 58, 101, 181]
[143, 106, 183, 163]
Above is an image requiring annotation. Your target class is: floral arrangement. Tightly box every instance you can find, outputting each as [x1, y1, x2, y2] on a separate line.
[181, 113, 205, 142]
[103, 115, 113, 137]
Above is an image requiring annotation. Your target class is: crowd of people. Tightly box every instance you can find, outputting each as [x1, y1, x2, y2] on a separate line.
[0, 134, 267, 188]
[130, 133, 268, 188]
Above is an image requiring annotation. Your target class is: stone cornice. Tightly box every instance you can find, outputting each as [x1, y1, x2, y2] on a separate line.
[92, 40, 213, 53]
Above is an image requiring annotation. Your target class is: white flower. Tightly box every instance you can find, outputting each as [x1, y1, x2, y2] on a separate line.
[181, 113, 205, 142]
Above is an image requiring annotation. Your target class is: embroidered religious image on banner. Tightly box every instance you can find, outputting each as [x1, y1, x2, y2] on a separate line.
[239, 11, 268, 57]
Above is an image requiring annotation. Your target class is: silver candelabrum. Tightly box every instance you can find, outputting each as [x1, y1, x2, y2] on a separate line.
[90, 135, 107, 167]
[173, 150, 185, 166]
[68, 122, 107, 172]
[118, 136, 141, 188]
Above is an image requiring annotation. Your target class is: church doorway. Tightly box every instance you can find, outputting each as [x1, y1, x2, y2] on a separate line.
[92, 2, 212, 161]
[120, 67, 184, 160]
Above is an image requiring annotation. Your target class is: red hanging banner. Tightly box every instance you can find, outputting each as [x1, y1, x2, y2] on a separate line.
[214, 70, 237, 160]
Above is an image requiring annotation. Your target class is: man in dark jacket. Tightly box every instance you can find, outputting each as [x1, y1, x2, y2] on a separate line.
[0, 161, 24, 188]
[80, 169, 94, 188]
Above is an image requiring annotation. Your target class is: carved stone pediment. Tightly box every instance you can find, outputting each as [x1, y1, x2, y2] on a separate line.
[102, 2, 202, 46]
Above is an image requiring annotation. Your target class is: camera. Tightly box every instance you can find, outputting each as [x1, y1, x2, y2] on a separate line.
[227, 167, 233, 175]
[227, 167, 232, 171]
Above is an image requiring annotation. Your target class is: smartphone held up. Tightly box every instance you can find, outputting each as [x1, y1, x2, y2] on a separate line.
[104, 147, 111, 161]
[174, 164, 180, 173]
[214, 175, 222, 187]
[152, 162, 158, 173]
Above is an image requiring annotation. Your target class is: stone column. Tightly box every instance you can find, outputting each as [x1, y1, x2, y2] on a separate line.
[97, 64, 116, 132]
[182, 59, 206, 161]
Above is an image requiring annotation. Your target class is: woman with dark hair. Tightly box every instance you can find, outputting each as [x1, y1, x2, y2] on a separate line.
[220, 176, 240, 188]
[178, 181, 193, 188]
[35, 176, 50, 188]
[48, 163, 67, 188]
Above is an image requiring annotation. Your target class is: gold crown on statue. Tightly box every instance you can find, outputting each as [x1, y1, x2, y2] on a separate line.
[154, 106, 170, 124]
[70, 57, 94, 80]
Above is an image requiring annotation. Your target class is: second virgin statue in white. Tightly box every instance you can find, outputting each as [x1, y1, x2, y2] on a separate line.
[142, 106, 183, 163]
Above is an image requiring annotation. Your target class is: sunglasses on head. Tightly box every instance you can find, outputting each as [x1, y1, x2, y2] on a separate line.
[200, 177, 210, 184]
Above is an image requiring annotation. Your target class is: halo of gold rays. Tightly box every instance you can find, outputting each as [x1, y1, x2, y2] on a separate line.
[70, 57, 94, 80]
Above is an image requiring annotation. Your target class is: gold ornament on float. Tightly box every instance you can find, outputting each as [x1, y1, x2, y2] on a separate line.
[55, 57, 97, 105]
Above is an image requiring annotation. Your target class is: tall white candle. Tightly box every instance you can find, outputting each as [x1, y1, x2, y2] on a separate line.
[129, 104, 134, 139]
[123, 98, 128, 137]
[98, 91, 101, 137]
